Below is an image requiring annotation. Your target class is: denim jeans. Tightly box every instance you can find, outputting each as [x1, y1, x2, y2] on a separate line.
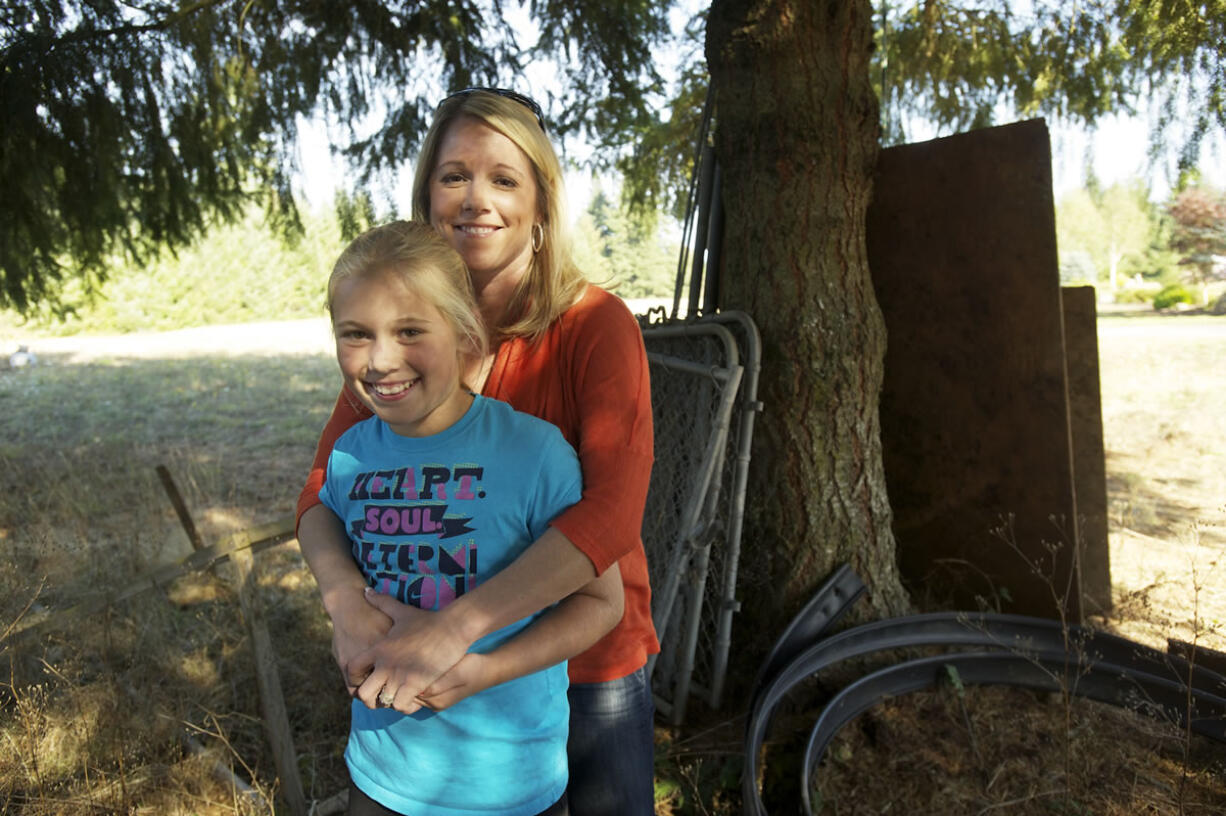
[566, 666, 656, 816]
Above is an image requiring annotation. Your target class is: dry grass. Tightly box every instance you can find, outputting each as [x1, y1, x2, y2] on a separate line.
[1, 310, 1224, 814]
[0, 344, 348, 814]
[809, 686, 1226, 815]
[1094, 313, 1226, 657]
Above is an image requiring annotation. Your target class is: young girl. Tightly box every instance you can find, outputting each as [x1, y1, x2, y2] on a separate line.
[317, 220, 623, 816]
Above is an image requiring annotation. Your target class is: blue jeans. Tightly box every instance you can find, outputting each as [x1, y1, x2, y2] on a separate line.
[566, 666, 656, 816]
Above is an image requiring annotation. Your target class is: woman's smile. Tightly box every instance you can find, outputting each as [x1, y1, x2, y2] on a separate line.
[454, 224, 500, 236]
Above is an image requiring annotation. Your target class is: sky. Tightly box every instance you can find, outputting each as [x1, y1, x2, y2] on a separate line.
[297, 108, 1223, 227]
[293, 3, 1225, 219]
[1048, 113, 1225, 202]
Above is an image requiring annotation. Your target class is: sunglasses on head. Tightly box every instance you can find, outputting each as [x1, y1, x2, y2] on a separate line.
[439, 87, 547, 132]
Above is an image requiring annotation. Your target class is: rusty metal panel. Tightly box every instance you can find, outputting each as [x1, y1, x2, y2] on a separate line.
[1062, 285, 1112, 614]
[867, 118, 1088, 620]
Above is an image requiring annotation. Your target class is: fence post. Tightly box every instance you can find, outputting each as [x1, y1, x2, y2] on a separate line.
[156, 465, 206, 551]
[227, 531, 309, 816]
[153, 466, 307, 812]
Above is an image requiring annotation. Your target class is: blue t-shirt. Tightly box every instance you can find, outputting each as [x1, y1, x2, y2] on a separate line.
[318, 395, 582, 816]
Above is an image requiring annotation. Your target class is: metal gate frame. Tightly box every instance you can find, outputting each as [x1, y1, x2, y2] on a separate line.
[641, 311, 762, 724]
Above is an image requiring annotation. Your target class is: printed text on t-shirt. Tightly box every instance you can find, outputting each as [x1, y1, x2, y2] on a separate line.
[346, 464, 484, 610]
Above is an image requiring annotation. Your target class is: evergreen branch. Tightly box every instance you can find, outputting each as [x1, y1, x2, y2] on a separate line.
[33, 0, 230, 51]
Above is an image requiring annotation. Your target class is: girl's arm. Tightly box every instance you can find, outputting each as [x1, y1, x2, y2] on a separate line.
[350, 525, 602, 710]
[297, 503, 392, 693]
[297, 388, 393, 692]
[367, 562, 624, 712]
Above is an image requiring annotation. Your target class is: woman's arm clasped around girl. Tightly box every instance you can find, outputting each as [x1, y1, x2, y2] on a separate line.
[318, 220, 622, 816]
[299, 89, 659, 815]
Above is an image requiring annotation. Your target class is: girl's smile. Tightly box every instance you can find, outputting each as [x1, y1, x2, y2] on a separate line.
[331, 271, 473, 438]
[368, 379, 418, 399]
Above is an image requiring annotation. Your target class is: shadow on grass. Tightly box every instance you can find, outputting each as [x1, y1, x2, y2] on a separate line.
[2, 541, 352, 813]
[1, 352, 342, 560]
[0, 352, 339, 451]
[1105, 452, 1209, 541]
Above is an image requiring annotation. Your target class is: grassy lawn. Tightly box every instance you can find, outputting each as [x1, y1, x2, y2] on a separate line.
[1094, 312, 1226, 655]
[1, 310, 1223, 814]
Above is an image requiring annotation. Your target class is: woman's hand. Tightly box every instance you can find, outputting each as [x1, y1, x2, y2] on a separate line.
[416, 560, 624, 712]
[351, 588, 474, 714]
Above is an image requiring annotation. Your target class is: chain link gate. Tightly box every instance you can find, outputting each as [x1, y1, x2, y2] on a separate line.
[640, 311, 761, 724]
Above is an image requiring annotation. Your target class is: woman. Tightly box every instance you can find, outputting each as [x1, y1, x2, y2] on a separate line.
[296, 88, 658, 815]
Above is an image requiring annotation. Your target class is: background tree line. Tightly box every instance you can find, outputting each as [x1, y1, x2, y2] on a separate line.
[17, 169, 1226, 336]
[1057, 180, 1226, 311]
[0, 187, 677, 334]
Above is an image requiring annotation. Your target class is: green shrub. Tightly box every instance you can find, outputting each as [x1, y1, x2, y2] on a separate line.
[1152, 283, 1195, 310]
[1114, 287, 1156, 304]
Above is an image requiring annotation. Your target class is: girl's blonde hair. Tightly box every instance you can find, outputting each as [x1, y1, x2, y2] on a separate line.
[327, 220, 488, 362]
[411, 90, 587, 341]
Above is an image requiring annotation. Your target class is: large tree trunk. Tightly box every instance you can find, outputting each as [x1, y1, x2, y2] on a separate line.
[705, 0, 910, 674]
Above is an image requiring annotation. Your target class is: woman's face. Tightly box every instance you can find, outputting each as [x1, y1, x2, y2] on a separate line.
[428, 116, 540, 291]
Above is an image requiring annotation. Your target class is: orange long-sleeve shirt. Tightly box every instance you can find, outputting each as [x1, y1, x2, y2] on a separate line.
[298, 284, 659, 683]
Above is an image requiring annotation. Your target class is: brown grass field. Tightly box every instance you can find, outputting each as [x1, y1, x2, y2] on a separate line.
[1, 306, 1223, 814]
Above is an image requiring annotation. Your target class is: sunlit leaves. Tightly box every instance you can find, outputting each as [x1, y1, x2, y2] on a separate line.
[1167, 186, 1226, 292]
[874, 0, 1225, 154]
[1, 0, 675, 313]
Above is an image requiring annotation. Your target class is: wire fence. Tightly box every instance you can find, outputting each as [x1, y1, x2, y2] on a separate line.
[640, 311, 761, 724]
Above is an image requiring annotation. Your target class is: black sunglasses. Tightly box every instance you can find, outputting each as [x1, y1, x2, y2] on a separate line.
[439, 87, 547, 132]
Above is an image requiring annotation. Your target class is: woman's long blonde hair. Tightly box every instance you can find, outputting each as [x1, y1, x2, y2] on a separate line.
[411, 90, 587, 341]
[327, 220, 488, 363]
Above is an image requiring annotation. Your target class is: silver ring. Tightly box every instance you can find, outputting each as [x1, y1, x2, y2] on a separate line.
[378, 689, 396, 707]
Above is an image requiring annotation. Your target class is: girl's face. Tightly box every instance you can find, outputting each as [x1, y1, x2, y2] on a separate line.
[428, 116, 540, 291]
[331, 271, 472, 438]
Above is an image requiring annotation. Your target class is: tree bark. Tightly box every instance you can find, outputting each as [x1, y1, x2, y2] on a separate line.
[705, 0, 910, 671]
